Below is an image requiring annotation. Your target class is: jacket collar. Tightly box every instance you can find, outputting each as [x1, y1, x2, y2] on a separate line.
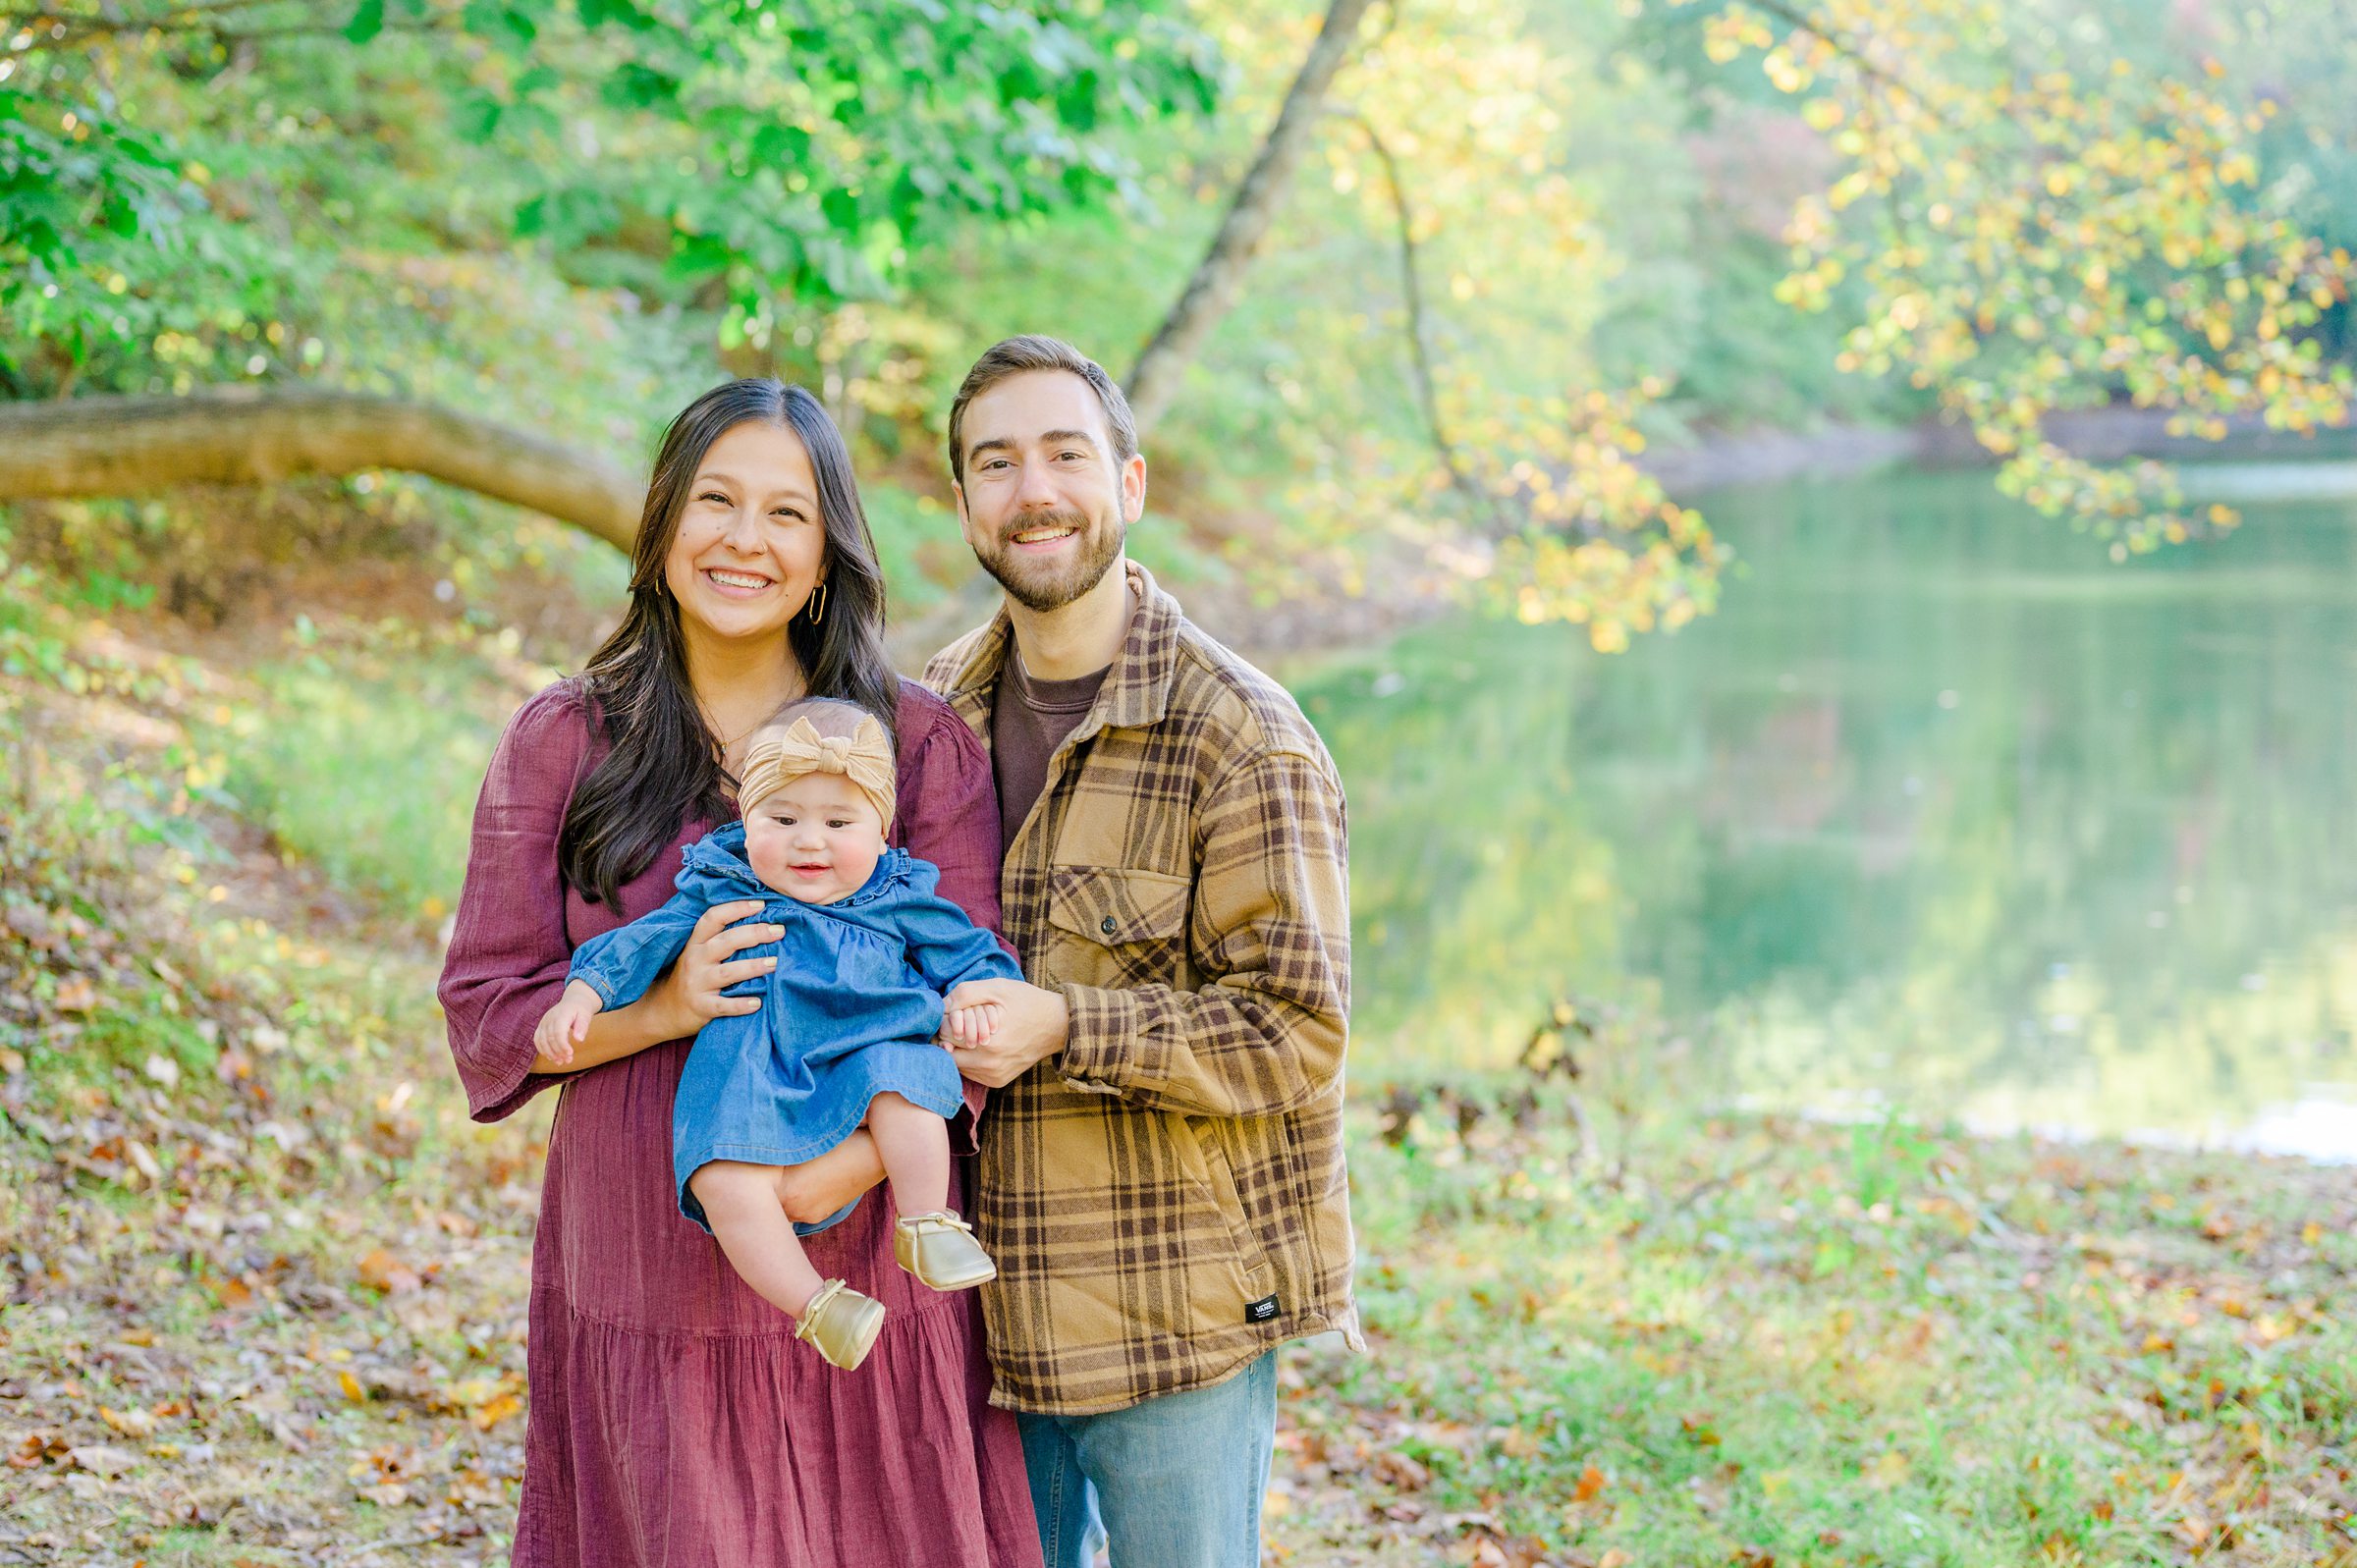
[938, 560, 1181, 746]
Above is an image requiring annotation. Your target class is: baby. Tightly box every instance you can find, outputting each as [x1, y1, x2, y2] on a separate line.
[533, 696, 1019, 1371]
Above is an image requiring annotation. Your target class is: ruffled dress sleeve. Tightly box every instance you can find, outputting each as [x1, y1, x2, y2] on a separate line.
[438, 680, 595, 1123]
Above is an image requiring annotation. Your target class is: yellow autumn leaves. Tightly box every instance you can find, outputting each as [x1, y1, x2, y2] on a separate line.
[1717, 0, 2356, 548]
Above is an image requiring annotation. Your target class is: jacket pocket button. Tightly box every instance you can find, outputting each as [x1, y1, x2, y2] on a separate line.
[1100, 916, 1119, 936]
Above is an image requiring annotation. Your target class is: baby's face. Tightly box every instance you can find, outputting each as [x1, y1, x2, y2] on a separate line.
[741, 770, 888, 904]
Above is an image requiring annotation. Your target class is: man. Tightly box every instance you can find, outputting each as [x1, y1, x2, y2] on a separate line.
[924, 335, 1360, 1568]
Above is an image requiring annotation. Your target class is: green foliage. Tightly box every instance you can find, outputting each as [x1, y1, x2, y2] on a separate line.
[0, 0, 1217, 398]
[0, 80, 202, 391]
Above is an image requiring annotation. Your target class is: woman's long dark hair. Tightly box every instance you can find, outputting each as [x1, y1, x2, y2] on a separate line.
[559, 380, 902, 906]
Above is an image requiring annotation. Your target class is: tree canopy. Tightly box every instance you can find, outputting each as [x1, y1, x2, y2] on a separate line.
[4, 0, 2353, 648]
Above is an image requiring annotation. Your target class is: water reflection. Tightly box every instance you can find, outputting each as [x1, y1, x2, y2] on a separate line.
[1297, 466, 2357, 1160]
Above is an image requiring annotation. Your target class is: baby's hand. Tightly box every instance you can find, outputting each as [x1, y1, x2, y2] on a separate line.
[943, 1000, 1003, 1050]
[534, 980, 604, 1067]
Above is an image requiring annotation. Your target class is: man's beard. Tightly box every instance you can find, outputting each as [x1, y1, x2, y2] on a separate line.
[973, 506, 1125, 614]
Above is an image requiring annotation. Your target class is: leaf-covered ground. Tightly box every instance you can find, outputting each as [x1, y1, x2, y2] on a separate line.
[3, 585, 2351, 1568]
[1270, 1092, 2355, 1567]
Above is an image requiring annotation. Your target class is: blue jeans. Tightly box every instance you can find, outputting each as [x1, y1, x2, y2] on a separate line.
[1017, 1352, 1279, 1568]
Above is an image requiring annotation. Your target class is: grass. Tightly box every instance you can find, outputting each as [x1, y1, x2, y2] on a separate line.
[1280, 1082, 2356, 1566]
[197, 631, 520, 924]
[2, 568, 2351, 1568]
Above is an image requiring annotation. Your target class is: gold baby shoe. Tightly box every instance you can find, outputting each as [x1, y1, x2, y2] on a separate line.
[893, 1211, 997, 1292]
[795, 1278, 885, 1371]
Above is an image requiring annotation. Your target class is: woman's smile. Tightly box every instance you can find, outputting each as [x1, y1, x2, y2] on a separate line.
[700, 566, 777, 597]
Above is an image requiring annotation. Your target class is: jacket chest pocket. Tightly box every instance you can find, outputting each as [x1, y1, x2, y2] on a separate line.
[1044, 866, 1193, 989]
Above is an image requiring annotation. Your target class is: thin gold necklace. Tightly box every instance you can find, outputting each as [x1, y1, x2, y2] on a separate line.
[705, 705, 767, 754]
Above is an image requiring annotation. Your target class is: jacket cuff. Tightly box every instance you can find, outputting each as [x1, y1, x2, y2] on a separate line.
[1056, 983, 1136, 1097]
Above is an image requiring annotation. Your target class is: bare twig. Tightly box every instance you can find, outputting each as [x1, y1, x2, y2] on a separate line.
[321, 1535, 444, 1567]
[1340, 109, 1501, 529]
[1670, 1146, 1781, 1215]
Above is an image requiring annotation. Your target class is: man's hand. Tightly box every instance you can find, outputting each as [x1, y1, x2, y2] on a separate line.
[939, 977, 1068, 1088]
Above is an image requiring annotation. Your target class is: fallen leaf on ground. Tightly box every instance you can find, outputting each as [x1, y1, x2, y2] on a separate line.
[357, 1248, 422, 1294]
[471, 1393, 522, 1431]
[67, 1444, 137, 1477]
[99, 1405, 157, 1437]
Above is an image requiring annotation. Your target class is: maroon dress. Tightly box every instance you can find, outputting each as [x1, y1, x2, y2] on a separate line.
[439, 676, 1041, 1568]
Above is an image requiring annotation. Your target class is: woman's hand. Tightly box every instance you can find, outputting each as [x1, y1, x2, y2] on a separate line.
[524, 902, 780, 1075]
[653, 900, 782, 1038]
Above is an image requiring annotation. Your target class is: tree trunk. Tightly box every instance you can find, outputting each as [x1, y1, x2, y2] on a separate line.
[0, 388, 644, 550]
[1123, 0, 1377, 433]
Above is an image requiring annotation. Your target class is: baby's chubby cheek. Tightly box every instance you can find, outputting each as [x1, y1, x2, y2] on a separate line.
[741, 826, 797, 894]
[829, 837, 885, 892]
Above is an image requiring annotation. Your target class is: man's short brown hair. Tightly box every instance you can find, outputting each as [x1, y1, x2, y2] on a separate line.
[947, 335, 1140, 484]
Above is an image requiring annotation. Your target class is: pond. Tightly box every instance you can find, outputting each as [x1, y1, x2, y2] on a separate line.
[1293, 463, 2357, 1162]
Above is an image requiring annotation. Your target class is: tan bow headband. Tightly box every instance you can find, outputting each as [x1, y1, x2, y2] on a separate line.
[739, 716, 897, 833]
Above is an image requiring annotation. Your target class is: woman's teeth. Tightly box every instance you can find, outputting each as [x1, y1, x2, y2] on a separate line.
[707, 568, 771, 589]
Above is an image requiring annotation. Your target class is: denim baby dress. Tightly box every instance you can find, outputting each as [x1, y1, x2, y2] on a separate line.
[565, 822, 1021, 1231]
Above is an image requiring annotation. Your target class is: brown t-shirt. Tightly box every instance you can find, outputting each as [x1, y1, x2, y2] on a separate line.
[991, 649, 1109, 853]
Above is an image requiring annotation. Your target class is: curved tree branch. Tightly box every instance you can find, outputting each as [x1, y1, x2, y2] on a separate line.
[0, 388, 643, 549]
[1123, 0, 1377, 433]
[1739, 0, 1918, 96]
[1342, 109, 1498, 527]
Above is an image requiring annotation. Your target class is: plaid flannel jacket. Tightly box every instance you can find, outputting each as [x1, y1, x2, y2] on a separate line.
[924, 562, 1362, 1415]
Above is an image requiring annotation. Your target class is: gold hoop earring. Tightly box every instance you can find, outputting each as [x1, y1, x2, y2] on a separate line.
[806, 580, 827, 624]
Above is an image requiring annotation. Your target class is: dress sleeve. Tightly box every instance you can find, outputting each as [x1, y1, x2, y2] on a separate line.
[570, 888, 707, 1010]
[903, 892, 1026, 993]
[894, 691, 1008, 1149]
[437, 682, 592, 1123]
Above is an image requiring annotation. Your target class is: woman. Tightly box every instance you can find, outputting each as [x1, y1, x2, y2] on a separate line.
[439, 380, 1040, 1565]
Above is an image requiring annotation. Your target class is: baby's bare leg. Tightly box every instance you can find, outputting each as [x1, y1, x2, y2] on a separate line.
[687, 1161, 827, 1319]
[866, 1092, 952, 1217]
